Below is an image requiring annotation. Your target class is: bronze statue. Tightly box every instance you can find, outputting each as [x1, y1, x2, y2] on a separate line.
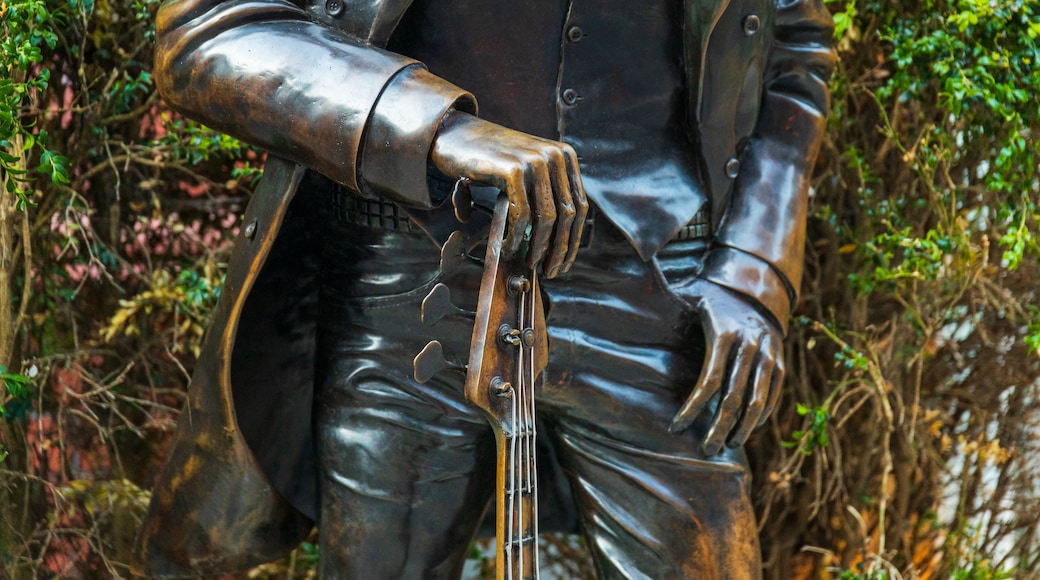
[132, 0, 836, 577]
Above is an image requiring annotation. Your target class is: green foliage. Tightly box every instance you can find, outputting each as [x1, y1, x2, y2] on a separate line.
[949, 560, 1015, 580]
[0, 364, 31, 464]
[297, 542, 320, 568]
[108, 71, 154, 115]
[0, 0, 254, 573]
[830, 1, 859, 40]
[782, 402, 832, 455]
[1, 0, 72, 208]
[158, 115, 259, 166]
[0, 365, 32, 419]
[760, 1, 1040, 577]
[834, 344, 870, 372]
[839, 565, 888, 580]
[101, 261, 225, 357]
[1027, 306, 1040, 356]
[854, 0, 1040, 288]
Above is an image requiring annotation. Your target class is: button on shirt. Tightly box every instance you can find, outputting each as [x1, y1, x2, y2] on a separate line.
[389, 0, 708, 260]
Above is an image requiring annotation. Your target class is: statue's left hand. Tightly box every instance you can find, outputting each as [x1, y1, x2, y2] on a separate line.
[670, 278, 785, 455]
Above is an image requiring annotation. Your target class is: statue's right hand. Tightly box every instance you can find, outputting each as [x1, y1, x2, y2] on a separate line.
[430, 111, 588, 278]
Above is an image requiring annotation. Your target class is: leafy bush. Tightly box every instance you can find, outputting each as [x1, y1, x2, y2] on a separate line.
[1, 0, 256, 575]
[751, 0, 1040, 576]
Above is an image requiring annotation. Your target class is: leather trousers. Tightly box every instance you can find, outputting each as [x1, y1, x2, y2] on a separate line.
[313, 204, 761, 579]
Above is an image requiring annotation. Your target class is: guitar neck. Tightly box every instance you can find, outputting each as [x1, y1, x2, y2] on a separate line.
[493, 376, 538, 580]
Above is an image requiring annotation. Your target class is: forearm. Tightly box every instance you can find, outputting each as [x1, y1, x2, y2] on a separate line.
[155, 0, 476, 207]
[702, 0, 836, 330]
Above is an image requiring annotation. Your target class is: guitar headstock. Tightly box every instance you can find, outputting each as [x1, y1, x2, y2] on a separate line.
[462, 194, 547, 426]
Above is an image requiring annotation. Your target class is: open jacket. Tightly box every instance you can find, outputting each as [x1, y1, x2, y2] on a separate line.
[133, 0, 835, 576]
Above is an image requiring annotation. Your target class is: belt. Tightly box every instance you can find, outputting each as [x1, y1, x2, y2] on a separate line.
[332, 190, 711, 245]
[332, 189, 423, 234]
[672, 208, 711, 241]
[579, 205, 711, 248]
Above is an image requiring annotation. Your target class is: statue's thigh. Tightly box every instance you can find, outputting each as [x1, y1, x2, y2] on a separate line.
[314, 223, 493, 579]
[314, 363, 495, 579]
[538, 247, 762, 578]
[539, 415, 758, 579]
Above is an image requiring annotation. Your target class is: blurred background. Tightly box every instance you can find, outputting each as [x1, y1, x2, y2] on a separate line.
[1, 0, 1038, 577]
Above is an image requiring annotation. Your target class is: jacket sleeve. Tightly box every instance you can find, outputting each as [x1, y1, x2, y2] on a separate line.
[155, 0, 477, 208]
[699, 0, 836, 332]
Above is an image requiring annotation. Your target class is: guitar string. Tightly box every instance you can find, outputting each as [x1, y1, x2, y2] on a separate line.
[515, 276, 540, 579]
[507, 375, 518, 580]
[522, 281, 534, 576]
[516, 286, 526, 580]
[530, 273, 540, 578]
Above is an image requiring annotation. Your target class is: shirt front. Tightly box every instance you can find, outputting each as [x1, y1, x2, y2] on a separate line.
[389, 0, 709, 259]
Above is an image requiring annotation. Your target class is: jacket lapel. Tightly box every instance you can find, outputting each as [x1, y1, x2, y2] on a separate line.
[684, 0, 730, 126]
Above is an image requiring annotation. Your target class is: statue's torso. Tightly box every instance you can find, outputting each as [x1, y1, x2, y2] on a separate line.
[389, 0, 708, 253]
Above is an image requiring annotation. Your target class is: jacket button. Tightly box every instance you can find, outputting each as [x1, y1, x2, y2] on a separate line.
[561, 88, 579, 106]
[325, 0, 343, 17]
[567, 26, 584, 42]
[244, 218, 258, 239]
[743, 14, 761, 36]
[725, 158, 741, 179]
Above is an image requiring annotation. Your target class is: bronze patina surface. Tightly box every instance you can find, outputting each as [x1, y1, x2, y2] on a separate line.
[133, 0, 836, 577]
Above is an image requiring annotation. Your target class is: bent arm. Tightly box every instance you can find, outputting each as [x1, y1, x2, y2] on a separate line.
[155, 0, 476, 208]
[700, 0, 837, 331]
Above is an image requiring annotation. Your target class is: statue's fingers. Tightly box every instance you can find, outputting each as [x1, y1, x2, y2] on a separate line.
[542, 147, 575, 278]
[703, 342, 757, 456]
[561, 145, 588, 273]
[758, 349, 785, 427]
[670, 335, 730, 433]
[727, 352, 773, 448]
[524, 157, 556, 270]
[502, 163, 532, 257]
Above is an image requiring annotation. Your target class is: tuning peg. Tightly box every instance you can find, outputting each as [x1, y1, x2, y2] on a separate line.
[422, 283, 475, 326]
[439, 230, 471, 276]
[451, 178, 474, 223]
[413, 340, 465, 383]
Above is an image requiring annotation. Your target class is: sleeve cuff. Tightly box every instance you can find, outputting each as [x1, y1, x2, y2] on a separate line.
[701, 247, 794, 333]
[358, 64, 478, 209]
